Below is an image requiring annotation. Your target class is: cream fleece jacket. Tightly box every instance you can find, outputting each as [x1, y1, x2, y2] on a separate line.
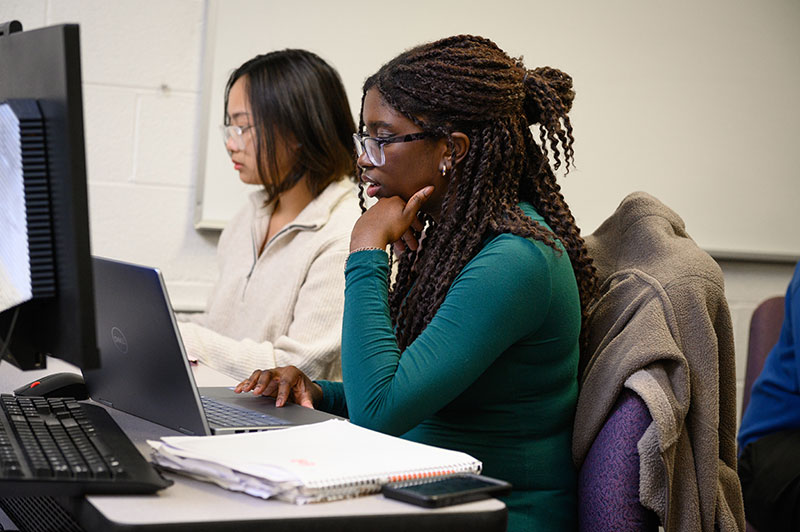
[178, 178, 361, 382]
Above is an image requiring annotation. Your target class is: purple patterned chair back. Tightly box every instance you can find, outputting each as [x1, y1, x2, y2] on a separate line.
[741, 296, 784, 532]
[742, 296, 785, 419]
[578, 388, 659, 531]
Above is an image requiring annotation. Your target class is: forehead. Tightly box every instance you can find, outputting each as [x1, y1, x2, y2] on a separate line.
[226, 77, 250, 115]
[362, 88, 415, 130]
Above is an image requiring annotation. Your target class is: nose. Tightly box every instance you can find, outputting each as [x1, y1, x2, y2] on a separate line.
[225, 134, 240, 153]
[356, 149, 373, 169]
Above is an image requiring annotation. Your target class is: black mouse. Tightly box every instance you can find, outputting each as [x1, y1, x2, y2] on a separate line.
[14, 372, 89, 400]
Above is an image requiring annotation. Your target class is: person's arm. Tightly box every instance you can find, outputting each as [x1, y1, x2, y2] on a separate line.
[175, 202, 245, 330]
[175, 310, 209, 328]
[341, 236, 552, 436]
[789, 264, 800, 388]
[316, 380, 348, 417]
[178, 242, 348, 382]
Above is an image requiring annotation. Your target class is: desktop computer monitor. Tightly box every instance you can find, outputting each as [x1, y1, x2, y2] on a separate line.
[0, 22, 99, 371]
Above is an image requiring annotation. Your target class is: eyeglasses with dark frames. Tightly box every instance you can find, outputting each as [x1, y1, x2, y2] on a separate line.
[352, 132, 435, 167]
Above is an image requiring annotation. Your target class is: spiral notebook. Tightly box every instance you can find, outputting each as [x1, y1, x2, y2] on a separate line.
[147, 419, 482, 504]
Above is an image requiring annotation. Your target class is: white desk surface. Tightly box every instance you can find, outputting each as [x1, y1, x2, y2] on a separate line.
[1, 357, 507, 531]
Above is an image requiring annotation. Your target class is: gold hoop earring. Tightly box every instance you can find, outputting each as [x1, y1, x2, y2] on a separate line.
[441, 165, 447, 178]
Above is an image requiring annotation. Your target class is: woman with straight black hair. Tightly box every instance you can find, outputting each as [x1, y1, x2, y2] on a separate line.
[178, 49, 360, 382]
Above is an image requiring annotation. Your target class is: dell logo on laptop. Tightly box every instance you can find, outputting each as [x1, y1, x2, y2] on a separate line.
[111, 326, 128, 354]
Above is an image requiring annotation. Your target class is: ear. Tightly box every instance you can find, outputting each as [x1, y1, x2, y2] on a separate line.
[446, 132, 470, 167]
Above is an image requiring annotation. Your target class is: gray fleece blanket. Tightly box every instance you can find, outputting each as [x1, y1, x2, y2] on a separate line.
[573, 192, 744, 531]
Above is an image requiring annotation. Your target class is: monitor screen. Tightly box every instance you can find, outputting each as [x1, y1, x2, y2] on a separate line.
[0, 22, 99, 371]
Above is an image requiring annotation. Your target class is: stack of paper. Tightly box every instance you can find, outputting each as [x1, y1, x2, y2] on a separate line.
[148, 419, 481, 504]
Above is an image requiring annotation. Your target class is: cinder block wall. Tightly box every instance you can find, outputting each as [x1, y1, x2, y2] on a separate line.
[5, 0, 219, 311]
[719, 260, 793, 420]
[4, 0, 796, 421]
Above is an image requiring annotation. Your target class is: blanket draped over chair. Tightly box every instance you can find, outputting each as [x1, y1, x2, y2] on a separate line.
[573, 191, 745, 531]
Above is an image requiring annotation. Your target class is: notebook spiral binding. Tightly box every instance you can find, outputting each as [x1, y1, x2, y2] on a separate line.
[293, 461, 482, 504]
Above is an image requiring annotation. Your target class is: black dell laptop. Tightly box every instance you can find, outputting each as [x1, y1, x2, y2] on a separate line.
[84, 257, 337, 435]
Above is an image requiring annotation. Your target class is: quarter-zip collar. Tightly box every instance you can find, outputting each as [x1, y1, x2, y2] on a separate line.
[244, 178, 358, 281]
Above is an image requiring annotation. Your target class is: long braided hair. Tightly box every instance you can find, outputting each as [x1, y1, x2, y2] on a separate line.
[358, 35, 598, 354]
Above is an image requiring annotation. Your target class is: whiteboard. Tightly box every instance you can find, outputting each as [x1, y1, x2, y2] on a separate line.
[195, 0, 800, 261]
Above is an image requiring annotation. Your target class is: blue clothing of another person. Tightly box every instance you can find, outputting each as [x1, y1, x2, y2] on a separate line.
[738, 261, 800, 451]
[737, 261, 800, 531]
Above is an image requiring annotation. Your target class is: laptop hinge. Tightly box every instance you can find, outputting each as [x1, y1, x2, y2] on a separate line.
[95, 398, 113, 407]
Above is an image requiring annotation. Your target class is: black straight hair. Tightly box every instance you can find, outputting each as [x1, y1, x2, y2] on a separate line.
[224, 49, 356, 199]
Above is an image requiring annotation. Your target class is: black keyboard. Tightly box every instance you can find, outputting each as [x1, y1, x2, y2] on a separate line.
[200, 395, 290, 428]
[0, 394, 171, 496]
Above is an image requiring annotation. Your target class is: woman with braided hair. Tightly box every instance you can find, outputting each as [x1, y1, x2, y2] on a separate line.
[236, 35, 597, 530]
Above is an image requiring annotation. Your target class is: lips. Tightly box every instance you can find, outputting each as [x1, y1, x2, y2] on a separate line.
[361, 174, 382, 198]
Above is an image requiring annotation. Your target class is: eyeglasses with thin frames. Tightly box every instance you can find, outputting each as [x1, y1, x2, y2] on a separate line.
[352, 132, 434, 167]
[220, 124, 254, 151]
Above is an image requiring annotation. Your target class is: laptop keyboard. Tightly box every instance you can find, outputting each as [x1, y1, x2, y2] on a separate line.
[200, 396, 291, 428]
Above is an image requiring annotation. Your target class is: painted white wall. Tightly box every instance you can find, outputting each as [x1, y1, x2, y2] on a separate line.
[198, 0, 800, 261]
[2, 0, 795, 420]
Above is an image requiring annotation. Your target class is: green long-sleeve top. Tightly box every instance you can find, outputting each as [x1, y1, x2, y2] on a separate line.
[317, 203, 581, 531]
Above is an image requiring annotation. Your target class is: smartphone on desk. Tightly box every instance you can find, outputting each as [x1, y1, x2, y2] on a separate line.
[381, 473, 511, 508]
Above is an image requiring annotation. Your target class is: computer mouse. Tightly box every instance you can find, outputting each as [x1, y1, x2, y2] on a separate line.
[14, 372, 89, 400]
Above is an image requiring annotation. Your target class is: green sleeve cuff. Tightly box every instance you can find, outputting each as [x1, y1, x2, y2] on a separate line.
[315, 380, 348, 418]
[345, 247, 388, 274]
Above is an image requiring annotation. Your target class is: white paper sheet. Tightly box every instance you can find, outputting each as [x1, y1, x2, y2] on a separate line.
[148, 419, 482, 504]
